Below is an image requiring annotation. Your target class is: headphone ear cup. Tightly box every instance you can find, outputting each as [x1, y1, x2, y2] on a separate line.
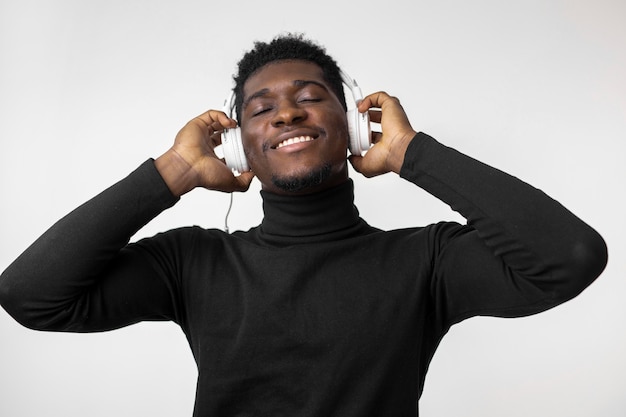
[221, 127, 249, 173]
[346, 108, 371, 156]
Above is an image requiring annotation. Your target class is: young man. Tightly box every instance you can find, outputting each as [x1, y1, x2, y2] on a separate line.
[0, 34, 608, 416]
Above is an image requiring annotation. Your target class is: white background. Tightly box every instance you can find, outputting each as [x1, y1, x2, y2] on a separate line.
[1, 0, 624, 416]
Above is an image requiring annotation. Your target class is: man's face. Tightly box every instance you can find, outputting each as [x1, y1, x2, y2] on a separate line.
[239, 60, 349, 195]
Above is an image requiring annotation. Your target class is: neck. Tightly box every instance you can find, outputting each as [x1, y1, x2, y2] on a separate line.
[256, 179, 371, 245]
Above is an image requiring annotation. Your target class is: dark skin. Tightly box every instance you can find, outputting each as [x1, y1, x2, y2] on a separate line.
[155, 60, 417, 198]
[239, 60, 350, 195]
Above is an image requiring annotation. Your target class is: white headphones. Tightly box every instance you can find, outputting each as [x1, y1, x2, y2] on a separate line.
[214, 69, 371, 173]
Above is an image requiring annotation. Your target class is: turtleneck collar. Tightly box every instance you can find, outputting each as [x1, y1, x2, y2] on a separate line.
[254, 179, 373, 246]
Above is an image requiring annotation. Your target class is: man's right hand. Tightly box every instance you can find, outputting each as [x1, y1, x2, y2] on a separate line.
[155, 110, 255, 197]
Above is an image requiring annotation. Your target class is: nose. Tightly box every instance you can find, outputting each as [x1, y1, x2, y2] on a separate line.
[271, 99, 307, 127]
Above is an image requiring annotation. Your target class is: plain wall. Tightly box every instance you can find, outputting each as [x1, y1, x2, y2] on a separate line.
[1, 0, 624, 416]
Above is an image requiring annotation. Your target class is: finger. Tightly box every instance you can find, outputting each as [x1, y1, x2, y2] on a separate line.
[209, 131, 223, 148]
[370, 131, 383, 144]
[368, 109, 382, 124]
[358, 91, 392, 112]
[216, 111, 238, 129]
[197, 110, 237, 130]
[209, 121, 229, 137]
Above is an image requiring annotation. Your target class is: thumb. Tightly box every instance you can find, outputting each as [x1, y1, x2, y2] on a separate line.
[232, 171, 256, 192]
[348, 155, 372, 178]
[348, 144, 392, 178]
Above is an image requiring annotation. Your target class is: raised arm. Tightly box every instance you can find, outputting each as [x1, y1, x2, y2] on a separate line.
[0, 110, 254, 331]
[350, 92, 608, 325]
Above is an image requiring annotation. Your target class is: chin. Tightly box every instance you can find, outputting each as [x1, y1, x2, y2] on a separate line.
[271, 163, 333, 193]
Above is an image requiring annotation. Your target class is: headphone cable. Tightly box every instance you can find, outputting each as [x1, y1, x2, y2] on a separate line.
[224, 192, 233, 233]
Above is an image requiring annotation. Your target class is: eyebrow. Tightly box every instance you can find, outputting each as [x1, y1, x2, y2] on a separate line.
[242, 79, 329, 110]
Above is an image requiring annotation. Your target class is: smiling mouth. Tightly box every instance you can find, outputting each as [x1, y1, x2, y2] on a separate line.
[274, 135, 317, 149]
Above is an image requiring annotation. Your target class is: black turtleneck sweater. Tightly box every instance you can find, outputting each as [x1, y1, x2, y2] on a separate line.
[0, 133, 607, 416]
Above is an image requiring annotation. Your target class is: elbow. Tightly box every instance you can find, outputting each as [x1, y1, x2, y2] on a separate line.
[0, 276, 37, 330]
[575, 227, 608, 281]
[555, 227, 608, 302]
[0, 272, 33, 329]
[0, 269, 60, 331]
[1, 267, 90, 332]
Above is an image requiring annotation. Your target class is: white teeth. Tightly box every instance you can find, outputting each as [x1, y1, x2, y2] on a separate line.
[277, 136, 314, 149]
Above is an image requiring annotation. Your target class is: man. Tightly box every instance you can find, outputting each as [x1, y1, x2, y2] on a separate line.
[0, 34, 608, 416]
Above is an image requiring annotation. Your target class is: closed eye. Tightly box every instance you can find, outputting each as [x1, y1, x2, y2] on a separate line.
[252, 107, 273, 117]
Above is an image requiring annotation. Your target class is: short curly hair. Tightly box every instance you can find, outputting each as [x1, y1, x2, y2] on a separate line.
[232, 33, 346, 121]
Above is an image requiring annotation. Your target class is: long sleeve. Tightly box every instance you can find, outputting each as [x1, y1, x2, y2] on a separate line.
[0, 160, 180, 331]
[400, 132, 608, 327]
